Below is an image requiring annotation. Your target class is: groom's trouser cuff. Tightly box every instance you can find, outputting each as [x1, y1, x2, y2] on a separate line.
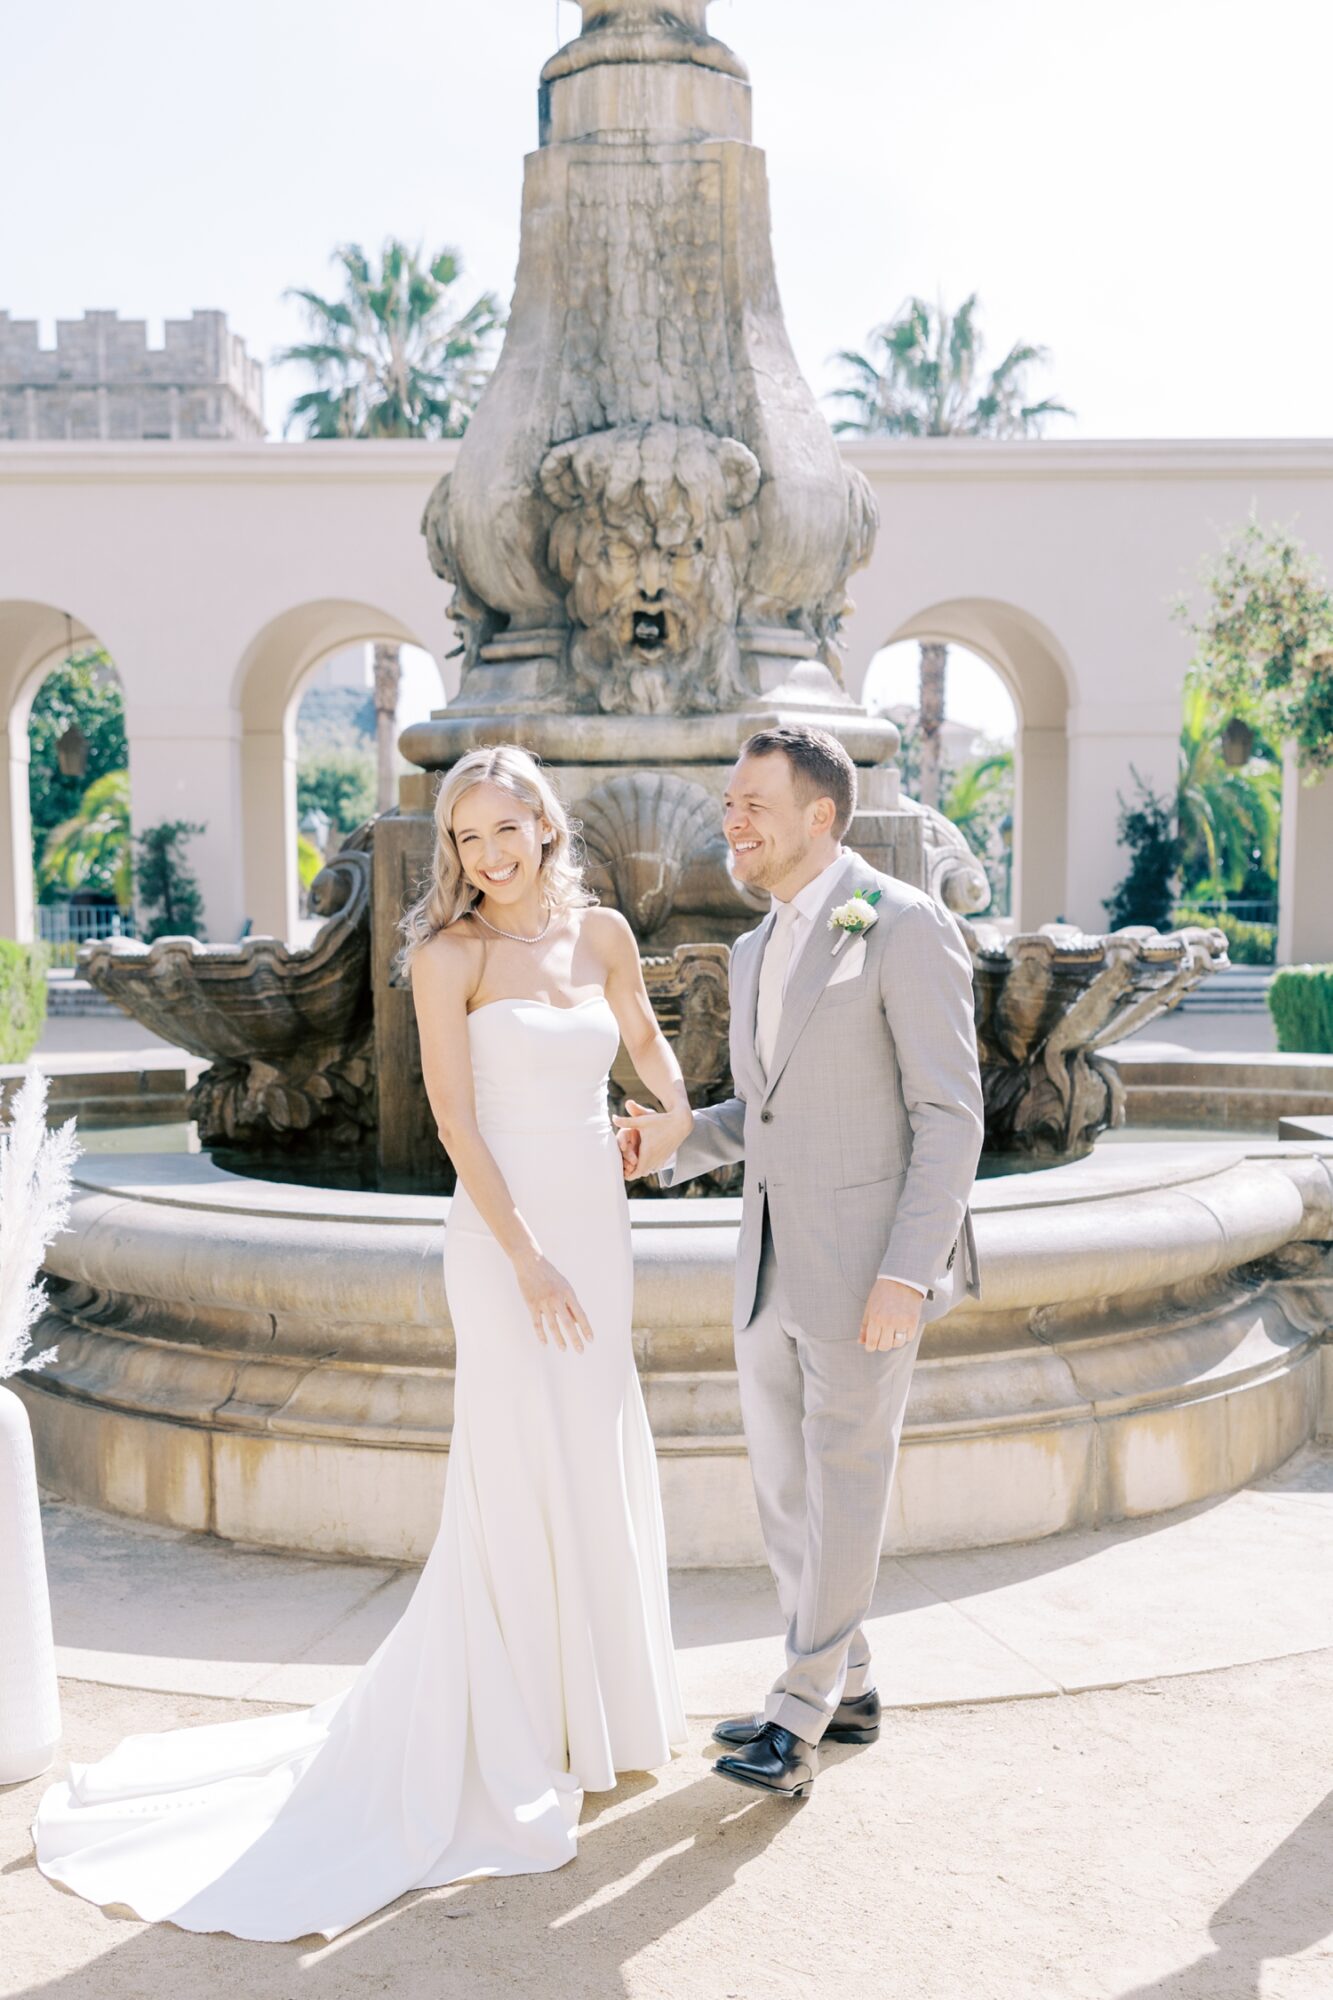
[765, 1687, 838, 1745]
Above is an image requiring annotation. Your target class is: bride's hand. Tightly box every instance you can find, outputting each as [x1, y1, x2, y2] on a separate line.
[613, 1099, 693, 1180]
[513, 1253, 596, 1353]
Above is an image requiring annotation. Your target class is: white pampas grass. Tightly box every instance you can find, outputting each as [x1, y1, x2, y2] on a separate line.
[0, 1067, 80, 1380]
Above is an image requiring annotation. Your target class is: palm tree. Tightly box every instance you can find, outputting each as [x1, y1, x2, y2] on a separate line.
[38, 768, 131, 905]
[828, 293, 1072, 441]
[830, 294, 1071, 805]
[943, 748, 1014, 850]
[278, 239, 505, 807]
[277, 239, 504, 441]
[1177, 681, 1281, 903]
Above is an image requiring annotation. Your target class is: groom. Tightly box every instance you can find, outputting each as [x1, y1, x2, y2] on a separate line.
[617, 724, 984, 1799]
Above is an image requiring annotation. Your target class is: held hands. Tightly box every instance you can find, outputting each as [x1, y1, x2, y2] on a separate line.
[613, 1100, 693, 1182]
[859, 1276, 924, 1352]
[513, 1251, 596, 1354]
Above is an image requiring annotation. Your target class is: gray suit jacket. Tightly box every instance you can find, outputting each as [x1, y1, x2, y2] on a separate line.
[660, 853, 984, 1341]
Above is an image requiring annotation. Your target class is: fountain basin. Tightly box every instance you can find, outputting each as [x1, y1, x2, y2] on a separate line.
[17, 1141, 1332, 1566]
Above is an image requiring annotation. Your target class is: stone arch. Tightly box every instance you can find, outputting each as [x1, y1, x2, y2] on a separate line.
[868, 598, 1074, 931]
[0, 600, 111, 941]
[235, 600, 433, 940]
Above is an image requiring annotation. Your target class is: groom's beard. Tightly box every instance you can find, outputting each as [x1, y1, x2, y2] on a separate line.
[728, 830, 811, 897]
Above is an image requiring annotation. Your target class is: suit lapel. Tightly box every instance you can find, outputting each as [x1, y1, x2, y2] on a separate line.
[761, 857, 878, 1103]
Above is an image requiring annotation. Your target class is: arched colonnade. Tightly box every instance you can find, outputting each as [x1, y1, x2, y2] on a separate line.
[2, 438, 1332, 959]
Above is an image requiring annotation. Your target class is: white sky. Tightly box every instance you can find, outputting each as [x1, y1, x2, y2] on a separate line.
[6, 0, 1333, 441]
[865, 644, 1018, 744]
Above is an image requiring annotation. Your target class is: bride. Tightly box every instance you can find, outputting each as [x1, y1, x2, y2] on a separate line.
[31, 743, 691, 1942]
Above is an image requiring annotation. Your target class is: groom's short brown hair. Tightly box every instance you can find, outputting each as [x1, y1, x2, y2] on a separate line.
[740, 725, 858, 839]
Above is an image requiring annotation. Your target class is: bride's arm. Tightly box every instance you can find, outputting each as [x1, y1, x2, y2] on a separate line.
[411, 935, 595, 1352]
[593, 909, 693, 1172]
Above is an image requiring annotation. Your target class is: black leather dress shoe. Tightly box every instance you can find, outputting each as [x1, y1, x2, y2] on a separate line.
[714, 1722, 817, 1798]
[711, 1686, 881, 1750]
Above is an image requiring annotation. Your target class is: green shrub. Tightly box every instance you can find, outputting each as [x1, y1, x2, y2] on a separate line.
[1268, 965, 1333, 1053]
[1173, 907, 1276, 966]
[0, 940, 50, 1063]
[1104, 771, 1181, 930]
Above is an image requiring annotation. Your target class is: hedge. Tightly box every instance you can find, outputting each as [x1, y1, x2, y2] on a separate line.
[0, 940, 49, 1064]
[1173, 907, 1276, 966]
[1268, 965, 1333, 1055]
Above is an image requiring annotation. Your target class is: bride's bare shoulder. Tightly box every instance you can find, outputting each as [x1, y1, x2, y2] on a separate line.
[577, 903, 636, 966]
[413, 922, 483, 996]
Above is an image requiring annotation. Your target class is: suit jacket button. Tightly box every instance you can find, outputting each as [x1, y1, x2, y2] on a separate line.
[760, 1109, 773, 1123]
[757, 1179, 766, 1194]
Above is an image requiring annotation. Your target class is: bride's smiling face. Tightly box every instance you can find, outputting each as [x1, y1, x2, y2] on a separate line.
[451, 781, 551, 904]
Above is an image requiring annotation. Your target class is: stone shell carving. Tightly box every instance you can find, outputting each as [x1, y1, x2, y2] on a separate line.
[540, 422, 761, 715]
[574, 771, 734, 940]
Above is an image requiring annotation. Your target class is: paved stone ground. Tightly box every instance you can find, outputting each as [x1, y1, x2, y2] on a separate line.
[4, 1649, 1331, 2000]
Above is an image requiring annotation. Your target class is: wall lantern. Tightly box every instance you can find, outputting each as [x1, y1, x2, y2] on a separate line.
[55, 723, 88, 779]
[1220, 717, 1254, 768]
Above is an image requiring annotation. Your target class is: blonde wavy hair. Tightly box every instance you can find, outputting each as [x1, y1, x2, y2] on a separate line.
[396, 744, 594, 977]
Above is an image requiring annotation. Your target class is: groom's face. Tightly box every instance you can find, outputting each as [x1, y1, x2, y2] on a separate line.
[722, 752, 819, 895]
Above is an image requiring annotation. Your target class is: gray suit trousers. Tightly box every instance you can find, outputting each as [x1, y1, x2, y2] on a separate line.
[745, 1209, 922, 1744]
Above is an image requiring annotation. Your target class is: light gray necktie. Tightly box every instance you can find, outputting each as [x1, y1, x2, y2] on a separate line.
[755, 899, 801, 1075]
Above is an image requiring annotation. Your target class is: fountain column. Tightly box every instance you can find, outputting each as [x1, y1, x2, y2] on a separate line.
[375, 0, 924, 1185]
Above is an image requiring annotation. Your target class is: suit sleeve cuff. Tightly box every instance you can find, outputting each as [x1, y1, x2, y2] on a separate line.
[878, 1273, 928, 1297]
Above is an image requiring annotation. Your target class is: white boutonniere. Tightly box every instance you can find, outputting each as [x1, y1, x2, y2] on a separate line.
[827, 888, 882, 955]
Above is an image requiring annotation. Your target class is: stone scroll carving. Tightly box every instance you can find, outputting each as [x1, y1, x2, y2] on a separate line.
[421, 472, 503, 684]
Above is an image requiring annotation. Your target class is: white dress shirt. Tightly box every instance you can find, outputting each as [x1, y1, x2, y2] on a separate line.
[764, 851, 925, 1300]
[766, 848, 856, 1001]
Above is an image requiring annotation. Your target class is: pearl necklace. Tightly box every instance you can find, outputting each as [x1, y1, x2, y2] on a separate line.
[469, 900, 555, 945]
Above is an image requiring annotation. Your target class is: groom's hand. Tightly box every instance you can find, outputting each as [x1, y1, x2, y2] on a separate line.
[613, 1098, 689, 1180]
[860, 1277, 924, 1352]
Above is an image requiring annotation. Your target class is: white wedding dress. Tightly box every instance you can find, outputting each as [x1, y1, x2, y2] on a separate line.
[31, 995, 686, 1941]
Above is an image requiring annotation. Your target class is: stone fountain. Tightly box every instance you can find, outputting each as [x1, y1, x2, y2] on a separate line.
[22, 1, 1330, 1564]
[83, 0, 1223, 1186]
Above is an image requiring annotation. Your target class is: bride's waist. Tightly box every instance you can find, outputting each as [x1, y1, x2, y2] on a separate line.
[474, 1108, 616, 1142]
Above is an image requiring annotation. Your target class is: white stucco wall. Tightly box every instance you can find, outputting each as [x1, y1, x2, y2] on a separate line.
[2, 437, 1330, 954]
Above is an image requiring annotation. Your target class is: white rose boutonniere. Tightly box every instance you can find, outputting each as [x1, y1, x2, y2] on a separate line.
[827, 887, 882, 955]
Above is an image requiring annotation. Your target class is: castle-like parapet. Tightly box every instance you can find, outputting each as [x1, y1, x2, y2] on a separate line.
[0, 308, 264, 439]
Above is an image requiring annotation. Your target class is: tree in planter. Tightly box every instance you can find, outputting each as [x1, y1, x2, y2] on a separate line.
[135, 821, 206, 941]
[1103, 771, 1182, 931]
[1177, 513, 1333, 776]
